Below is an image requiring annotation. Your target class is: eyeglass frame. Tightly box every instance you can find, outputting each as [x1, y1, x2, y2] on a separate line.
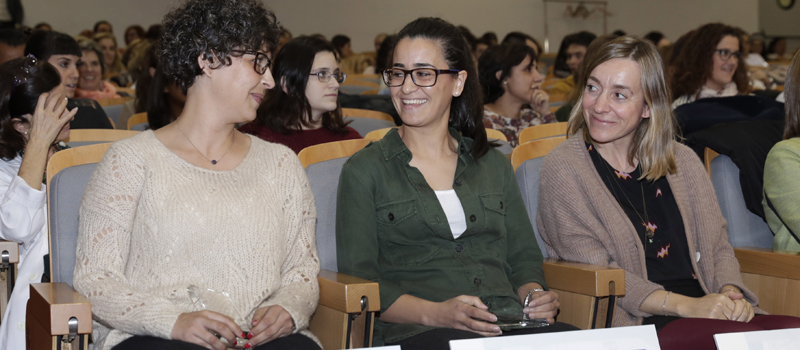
[13, 54, 38, 89]
[230, 50, 272, 75]
[382, 68, 461, 87]
[714, 49, 743, 61]
[309, 70, 346, 84]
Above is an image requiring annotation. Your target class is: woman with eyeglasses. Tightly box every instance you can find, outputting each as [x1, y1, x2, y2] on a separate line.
[336, 17, 577, 350]
[669, 23, 750, 108]
[72, 1, 321, 349]
[0, 56, 77, 349]
[239, 36, 361, 154]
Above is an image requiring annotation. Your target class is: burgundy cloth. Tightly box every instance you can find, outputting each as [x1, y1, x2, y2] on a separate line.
[657, 315, 800, 350]
[238, 123, 362, 154]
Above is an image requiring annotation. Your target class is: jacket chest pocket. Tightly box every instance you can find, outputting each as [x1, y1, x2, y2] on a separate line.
[375, 198, 441, 265]
[376, 198, 418, 226]
[479, 194, 508, 251]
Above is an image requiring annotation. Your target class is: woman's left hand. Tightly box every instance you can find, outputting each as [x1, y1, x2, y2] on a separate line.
[523, 290, 560, 324]
[722, 289, 755, 322]
[531, 90, 550, 116]
[246, 305, 295, 347]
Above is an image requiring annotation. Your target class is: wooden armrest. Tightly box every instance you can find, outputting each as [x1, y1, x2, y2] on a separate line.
[0, 240, 19, 264]
[27, 283, 92, 335]
[734, 247, 800, 280]
[543, 258, 625, 297]
[318, 269, 380, 314]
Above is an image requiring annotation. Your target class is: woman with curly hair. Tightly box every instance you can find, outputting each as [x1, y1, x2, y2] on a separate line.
[72, 0, 321, 349]
[240, 36, 360, 154]
[669, 23, 749, 108]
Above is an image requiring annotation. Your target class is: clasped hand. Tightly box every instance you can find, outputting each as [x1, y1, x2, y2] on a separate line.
[681, 292, 754, 322]
[172, 305, 294, 350]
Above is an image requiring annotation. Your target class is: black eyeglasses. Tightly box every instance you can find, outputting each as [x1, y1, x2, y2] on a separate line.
[13, 54, 37, 89]
[715, 49, 743, 61]
[232, 50, 271, 75]
[310, 70, 346, 83]
[382, 68, 460, 87]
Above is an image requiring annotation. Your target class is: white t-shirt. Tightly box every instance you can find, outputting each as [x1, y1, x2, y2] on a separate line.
[434, 189, 467, 239]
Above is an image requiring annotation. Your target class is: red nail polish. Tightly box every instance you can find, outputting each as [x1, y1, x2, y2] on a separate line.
[233, 340, 237, 346]
[244, 343, 251, 349]
[247, 333, 253, 339]
[252, 319, 258, 326]
[241, 332, 247, 338]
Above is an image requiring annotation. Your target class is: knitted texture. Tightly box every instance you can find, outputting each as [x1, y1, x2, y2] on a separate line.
[73, 131, 320, 350]
[536, 133, 760, 327]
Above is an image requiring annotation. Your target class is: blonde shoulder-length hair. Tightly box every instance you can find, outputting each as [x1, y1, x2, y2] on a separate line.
[566, 35, 678, 181]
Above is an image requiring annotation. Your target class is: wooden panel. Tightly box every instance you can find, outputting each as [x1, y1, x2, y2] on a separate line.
[308, 304, 348, 350]
[64, 129, 140, 143]
[28, 283, 92, 335]
[485, 128, 508, 142]
[543, 258, 626, 297]
[25, 305, 56, 350]
[740, 272, 800, 317]
[364, 127, 397, 140]
[510, 136, 566, 171]
[518, 122, 568, 145]
[340, 80, 379, 88]
[341, 108, 394, 122]
[298, 139, 373, 168]
[97, 96, 133, 107]
[734, 247, 800, 280]
[127, 112, 148, 130]
[349, 310, 375, 348]
[317, 270, 380, 313]
[704, 147, 719, 176]
[361, 89, 380, 95]
[46, 143, 111, 187]
[551, 289, 595, 330]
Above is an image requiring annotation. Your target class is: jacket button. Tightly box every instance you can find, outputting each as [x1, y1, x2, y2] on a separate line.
[469, 215, 476, 222]
[474, 278, 481, 286]
[388, 213, 394, 221]
[454, 179, 463, 186]
[500, 201, 503, 209]
[486, 302, 492, 309]
[455, 245, 463, 252]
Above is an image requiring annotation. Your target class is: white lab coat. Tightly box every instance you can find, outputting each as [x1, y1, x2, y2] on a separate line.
[0, 155, 48, 350]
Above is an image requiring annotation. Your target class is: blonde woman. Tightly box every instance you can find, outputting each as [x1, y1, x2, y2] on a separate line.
[93, 32, 126, 80]
[537, 36, 800, 350]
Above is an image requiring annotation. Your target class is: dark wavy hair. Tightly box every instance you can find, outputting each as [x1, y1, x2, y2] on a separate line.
[395, 17, 489, 160]
[668, 23, 748, 100]
[784, 51, 800, 140]
[24, 31, 81, 62]
[478, 44, 537, 104]
[125, 25, 146, 45]
[157, 0, 281, 94]
[0, 57, 62, 159]
[553, 31, 597, 76]
[254, 36, 349, 135]
[501, 31, 541, 55]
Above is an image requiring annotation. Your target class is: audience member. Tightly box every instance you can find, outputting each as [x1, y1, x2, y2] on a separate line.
[73, 1, 321, 349]
[552, 31, 596, 79]
[78, 29, 94, 39]
[473, 36, 494, 61]
[33, 22, 51, 31]
[93, 32, 127, 81]
[612, 29, 627, 36]
[240, 36, 360, 153]
[481, 31, 499, 46]
[124, 24, 145, 46]
[458, 25, 478, 50]
[331, 34, 353, 59]
[24, 30, 113, 129]
[745, 33, 768, 67]
[0, 56, 78, 350]
[145, 24, 161, 41]
[337, 17, 578, 349]
[0, 0, 22, 28]
[117, 44, 156, 129]
[767, 37, 788, 60]
[277, 28, 292, 52]
[670, 23, 748, 108]
[502, 31, 542, 57]
[93, 20, 112, 34]
[0, 28, 26, 64]
[480, 44, 554, 147]
[764, 51, 800, 252]
[75, 39, 120, 100]
[146, 65, 185, 130]
[538, 35, 800, 350]
[374, 32, 388, 52]
[644, 31, 671, 49]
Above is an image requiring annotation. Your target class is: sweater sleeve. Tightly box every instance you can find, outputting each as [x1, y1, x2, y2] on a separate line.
[256, 152, 320, 332]
[73, 141, 184, 340]
[536, 149, 663, 318]
[0, 166, 46, 248]
[763, 140, 800, 244]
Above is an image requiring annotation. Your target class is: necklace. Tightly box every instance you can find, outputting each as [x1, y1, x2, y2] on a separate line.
[176, 122, 235, 165]
[599, 155, 656, 245]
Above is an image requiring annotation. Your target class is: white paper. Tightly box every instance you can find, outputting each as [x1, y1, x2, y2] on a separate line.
[450, 325, 660, 350]
[714, 328, 800, 350]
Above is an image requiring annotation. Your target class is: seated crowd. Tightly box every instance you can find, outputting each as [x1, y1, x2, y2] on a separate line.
[0, 0, 799, 349]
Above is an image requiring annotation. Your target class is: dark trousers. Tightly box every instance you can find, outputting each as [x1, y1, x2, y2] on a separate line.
[657, 315, 800, 350]
[388, 322, 579, 350]
[112, 334, 320, 350]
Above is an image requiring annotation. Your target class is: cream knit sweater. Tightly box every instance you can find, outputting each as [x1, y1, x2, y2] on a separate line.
[73, 131, 320, 349]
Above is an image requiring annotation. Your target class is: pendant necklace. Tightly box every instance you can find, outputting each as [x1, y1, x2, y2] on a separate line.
[600, 157, 655, 245]
[177, 122, 235, 165]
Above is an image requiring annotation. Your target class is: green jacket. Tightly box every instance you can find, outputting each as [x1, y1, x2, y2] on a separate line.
[763, 138, 800, 252]
[335, 128, 547, 344]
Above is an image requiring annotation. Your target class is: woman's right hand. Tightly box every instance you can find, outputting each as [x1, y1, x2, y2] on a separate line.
[425, 295, 502, 337]
[26, 92, 76, 146]
[677, 293, 736, 320]
[171, 311, 243, 350]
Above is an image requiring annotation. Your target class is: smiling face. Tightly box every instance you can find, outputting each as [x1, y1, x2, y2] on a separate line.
[502, 54, 543, 104]
[706, 35, 739, 91]
[78, 50, 103, 91]
[390, 38, 466, 128]
[582, 58, 650, 151]
[209, 51, 275, 123]
[97, 38, 116, 67]
[305, 51, 340, 122]
[566, 44, 588, 74]
[47, 54, 80, 98]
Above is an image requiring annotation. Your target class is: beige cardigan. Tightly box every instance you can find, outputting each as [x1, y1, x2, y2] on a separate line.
[537, 133, 759, 327]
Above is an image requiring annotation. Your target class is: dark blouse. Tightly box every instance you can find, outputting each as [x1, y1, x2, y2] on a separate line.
[238, 122, 362, 154]
[67, 99, 113, 129]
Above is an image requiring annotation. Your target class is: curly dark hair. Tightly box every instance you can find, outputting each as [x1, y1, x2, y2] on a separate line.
[478, 44, 536, 104]
[668, 23, 748, 101]
[157, 0, 281, 94]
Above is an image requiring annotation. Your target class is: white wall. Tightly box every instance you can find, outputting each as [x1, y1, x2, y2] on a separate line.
[23, 0, 760, 53]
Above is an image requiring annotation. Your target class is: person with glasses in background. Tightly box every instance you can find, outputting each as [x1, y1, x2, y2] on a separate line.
[0, 55, 77, 350]
[669, 23, 749, 108]
[240, 36, 361, 154]
[72, 1, 322, 349]
[336, 17, 578, 350]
